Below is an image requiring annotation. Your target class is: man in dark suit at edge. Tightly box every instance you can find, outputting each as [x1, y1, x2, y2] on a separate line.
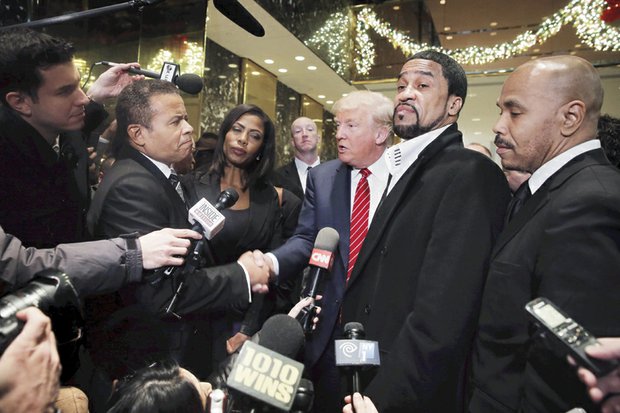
[87, 80, 269, 391]
[340, 50, 511, 412]
[469, 56, 620, 413]
[273, 116, 321, 199]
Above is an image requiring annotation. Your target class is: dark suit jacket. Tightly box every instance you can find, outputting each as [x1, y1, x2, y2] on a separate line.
[0, 103, 106, 248]
[271, 159, 352, 368]
[274, 159, 305, 200]
[341, 124, 511, 412]
[86, 145, 249, 378]
[469, 148, 620, 413]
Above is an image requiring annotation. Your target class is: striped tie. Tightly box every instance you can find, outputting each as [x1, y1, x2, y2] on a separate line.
[347, 168, 371, 283]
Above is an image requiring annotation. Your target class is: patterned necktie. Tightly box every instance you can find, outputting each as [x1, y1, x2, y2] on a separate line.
[168, 171, 185, 202]
[347, 168, 371, 283]
[506, 180, 531, 222]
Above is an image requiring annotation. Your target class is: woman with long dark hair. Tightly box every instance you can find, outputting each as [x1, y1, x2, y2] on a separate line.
[183, 104, 301, 375]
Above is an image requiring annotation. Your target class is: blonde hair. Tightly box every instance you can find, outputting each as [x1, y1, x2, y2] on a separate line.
[332, 90, 393, 129]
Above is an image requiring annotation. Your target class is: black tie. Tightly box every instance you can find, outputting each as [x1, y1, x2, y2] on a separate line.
[506, 180, 532, 222]
[168, 172, 185, 202]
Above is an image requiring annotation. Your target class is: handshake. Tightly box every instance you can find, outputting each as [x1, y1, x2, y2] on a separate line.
[237, 250, 275, 294]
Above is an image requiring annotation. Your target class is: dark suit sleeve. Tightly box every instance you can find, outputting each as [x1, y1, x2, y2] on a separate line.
[367, 161, 510, 411]
[271, 171, 319, 281]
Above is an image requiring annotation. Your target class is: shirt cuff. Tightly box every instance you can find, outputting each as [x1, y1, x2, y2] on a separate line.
[235, 261, 253, 303]
[265, 252, 280, 278]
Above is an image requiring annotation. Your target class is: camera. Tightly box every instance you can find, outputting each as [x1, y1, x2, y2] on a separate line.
[0, 269, 84, 379]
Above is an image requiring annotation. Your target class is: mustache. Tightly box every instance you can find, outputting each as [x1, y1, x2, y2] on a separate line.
[494, 134, 514, 149]
[393, 103, 420, 120]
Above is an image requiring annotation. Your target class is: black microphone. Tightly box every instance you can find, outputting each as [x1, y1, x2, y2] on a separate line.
[213, 0, 265, 37]
[97, 61, 204, 95]
[291, 378, 314, 413]
[335, 322, 380, 395]
[164, 189, 239, 315]
[297, 227, 339, 333]
[209, 314, 306, 411]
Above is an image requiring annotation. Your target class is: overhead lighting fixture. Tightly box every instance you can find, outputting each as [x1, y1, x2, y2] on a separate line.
[342, 93, 348, 97]
[439, 0, 446, 4]
[278, 68, 288, 73]
[490, 32, 497, 36]
[288, 96, 296, 101]
[303, 102, 310, 106]
[446, 35, 453, 40]
[468, 93, 477, 97]
[264, 59, 274, 64]
[251, 71, 260, 76]
[318, 95, 326, 99]
[393, 5, 400, 10]
[472, 118, 481, 122]
[490, 21, 498, 27]
[474, 131, 482, 135]
[326, 100, 334, 104]
[217, 75, 226, 79]
[307, 65, 317, 71]
[228, 63, 238, 68]
[444, 26, 451, 31]
[295, 56, 305, 61]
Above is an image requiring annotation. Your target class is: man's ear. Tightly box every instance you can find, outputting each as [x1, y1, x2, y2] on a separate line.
[127, 124, 146, 147]
[375, 125, 391, 146]
[559, 100, 585, 137]
[5, 91, 33, 116]
[447, 95, 463, 117]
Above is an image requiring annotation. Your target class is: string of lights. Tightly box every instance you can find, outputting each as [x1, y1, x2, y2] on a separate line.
[307, 0, 620, 76]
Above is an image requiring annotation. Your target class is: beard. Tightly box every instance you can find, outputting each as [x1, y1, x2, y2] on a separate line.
[392, 105, 445, 140]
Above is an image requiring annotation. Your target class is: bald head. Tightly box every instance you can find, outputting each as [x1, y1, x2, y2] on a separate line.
[516, 56, 603, 126]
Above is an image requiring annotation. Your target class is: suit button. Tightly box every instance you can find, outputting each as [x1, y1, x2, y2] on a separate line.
[364, 305, 371, 314]
[335, 300, 340, 305]
[380, 246, 387, 255]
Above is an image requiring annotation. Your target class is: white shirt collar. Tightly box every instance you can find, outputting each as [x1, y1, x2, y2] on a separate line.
[528, 139, 601, 194]
[384, 124, 451, 192]
[139, 152, 173, 178]
[294, 156, 320, 173]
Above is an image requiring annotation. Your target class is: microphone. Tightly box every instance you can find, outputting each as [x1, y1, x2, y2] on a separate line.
[335, 322, 380, 394]
[163, 189, 239, 315]
[209, 314, 306, 412]
[213, 0, 265, 37]
[97, 61, 204, 95]
[297, 227, 339, 333]
[291, 378, 314, 413]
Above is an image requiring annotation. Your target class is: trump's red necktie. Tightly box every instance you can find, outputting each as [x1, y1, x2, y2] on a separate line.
[347, 168, 371, 283]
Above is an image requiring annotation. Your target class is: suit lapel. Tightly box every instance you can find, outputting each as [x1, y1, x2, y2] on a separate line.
[121, 146, 188, 214]
[346, 125, 463, 288]
[492, 148, 609, 258]
[332, 163, 352, 271]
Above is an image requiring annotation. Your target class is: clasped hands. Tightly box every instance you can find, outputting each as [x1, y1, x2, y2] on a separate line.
[237, 250, 276, 294]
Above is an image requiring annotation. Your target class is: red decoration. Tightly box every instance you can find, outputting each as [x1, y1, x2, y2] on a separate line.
[601, 0, 620, 23]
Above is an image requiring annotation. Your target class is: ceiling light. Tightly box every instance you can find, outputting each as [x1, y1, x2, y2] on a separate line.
[303, 102, 310, 106]
[228, 63, 238, 68]
[318, 95, 326, 99]
[490, 22, 498, 27]
[498, 69, 507, 73]
[264, 59, 274, 64]
[307, 65, 317, 71]
[446, 35, 453, 40]
[278, 68, 288, 73]
[217, 75, 226, 79]
[393, 5, 400, 10]
[288, 96, 296, 101]
[439, 0, 446, 4]
[204, 67, 211, 72]
[472, 118, 481, 122]
[490, 32, 497, 36]
[342, 93, 348, 97]
[474, 131, 482, 135]
[468, 93, 477, 98]
[251, 71, 260, 76]
[295, 56, 305, 61]
[326, 100, 334, 104]
[444, 26, 451, 31]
